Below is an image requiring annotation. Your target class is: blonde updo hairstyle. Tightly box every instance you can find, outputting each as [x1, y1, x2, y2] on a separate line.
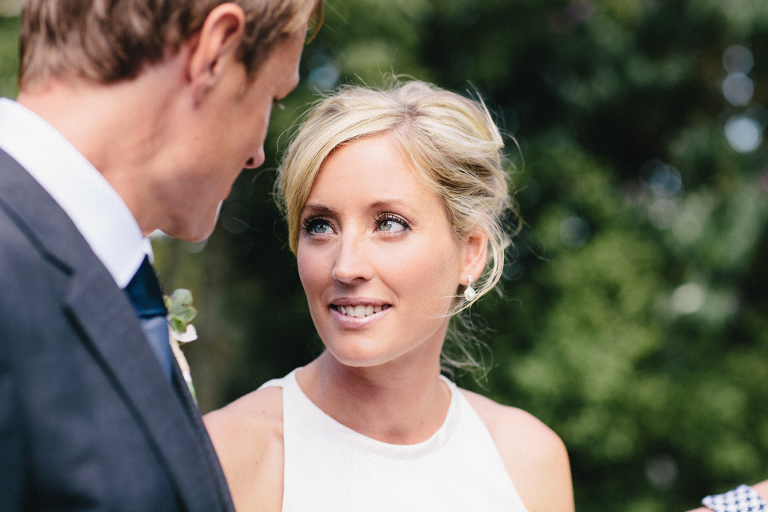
[276, 80, 514, 313]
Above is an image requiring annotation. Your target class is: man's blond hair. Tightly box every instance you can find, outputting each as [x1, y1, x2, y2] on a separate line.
[19, 0, 323, 90]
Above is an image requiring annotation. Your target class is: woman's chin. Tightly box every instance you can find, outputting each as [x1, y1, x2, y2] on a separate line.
[321, 340, 403, 369]
[326, 348, 390, 368]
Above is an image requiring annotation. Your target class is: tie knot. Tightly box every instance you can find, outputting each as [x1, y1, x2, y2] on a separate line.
[124, 256, 167, 318]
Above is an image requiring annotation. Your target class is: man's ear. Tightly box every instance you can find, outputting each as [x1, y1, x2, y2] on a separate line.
[461, 225, 489, 284]
[187, 3, 247, 103]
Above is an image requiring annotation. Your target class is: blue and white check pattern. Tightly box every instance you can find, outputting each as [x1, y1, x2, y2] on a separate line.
[703, 485, 768, 512]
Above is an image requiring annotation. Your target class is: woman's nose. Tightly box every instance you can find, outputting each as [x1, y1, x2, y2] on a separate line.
[331, 234, 374, 284]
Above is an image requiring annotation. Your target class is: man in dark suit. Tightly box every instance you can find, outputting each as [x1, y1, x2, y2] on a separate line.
[0, 0, 322, 510]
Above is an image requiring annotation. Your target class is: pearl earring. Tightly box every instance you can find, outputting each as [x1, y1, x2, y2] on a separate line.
[464, 275, 476, 302]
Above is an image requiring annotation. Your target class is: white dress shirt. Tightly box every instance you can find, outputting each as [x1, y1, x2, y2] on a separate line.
[0, 97, 150, 288]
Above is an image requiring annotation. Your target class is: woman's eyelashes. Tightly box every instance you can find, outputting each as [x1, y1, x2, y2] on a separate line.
[374, 212, 409, 233]
[302, 215, 333, 235]
[301, 212, 410, 237]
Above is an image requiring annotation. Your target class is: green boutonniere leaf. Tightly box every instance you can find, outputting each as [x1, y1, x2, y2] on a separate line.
[164, 288, 197, 336]
[164, 288, 199, 405]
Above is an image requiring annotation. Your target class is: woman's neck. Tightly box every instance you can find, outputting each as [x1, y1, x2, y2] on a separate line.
[296, 351, 452, 445]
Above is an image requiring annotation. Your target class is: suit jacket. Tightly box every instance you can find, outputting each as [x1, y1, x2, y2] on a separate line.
[0, 149, 236, 512]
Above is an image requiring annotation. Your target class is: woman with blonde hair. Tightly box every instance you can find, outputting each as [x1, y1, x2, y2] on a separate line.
[204, 80, 574, 512]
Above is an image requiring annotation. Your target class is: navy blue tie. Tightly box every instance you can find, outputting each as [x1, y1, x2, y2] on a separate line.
[124, 256, 173, 379]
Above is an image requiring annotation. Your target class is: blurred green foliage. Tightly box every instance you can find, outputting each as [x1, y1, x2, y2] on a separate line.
[4, 1, 768, 510]
[0, 15, 18, 98]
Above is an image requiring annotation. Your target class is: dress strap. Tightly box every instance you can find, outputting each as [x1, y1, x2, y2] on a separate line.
[702, 485, 768, 512]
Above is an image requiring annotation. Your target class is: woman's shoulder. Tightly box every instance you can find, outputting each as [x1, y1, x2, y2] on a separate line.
[458, 388, 575, 512]
[204, 384, 284, 442]
[457, 388, 568, 472]
[458, 389, 554, 441]
[203, 385, 284, 512]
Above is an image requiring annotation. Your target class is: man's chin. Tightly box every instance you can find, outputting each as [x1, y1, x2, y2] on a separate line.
[177, 224, 216, 243]
[160, 215, 217, 243]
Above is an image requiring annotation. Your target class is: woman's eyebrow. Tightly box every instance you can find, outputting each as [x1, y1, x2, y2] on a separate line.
[301, 204, 336, 215]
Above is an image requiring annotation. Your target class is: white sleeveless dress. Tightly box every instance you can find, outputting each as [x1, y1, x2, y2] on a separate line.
[260, 369, 529, 512]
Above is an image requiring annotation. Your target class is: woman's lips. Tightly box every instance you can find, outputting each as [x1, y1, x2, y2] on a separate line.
[332, 304, 389, 318]
[329, 302, 391, 328]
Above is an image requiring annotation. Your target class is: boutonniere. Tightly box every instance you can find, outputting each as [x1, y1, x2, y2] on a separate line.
[165, 289, 198, 405]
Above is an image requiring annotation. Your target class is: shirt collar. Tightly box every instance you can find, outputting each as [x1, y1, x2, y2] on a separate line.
[0, 97, 151, 288]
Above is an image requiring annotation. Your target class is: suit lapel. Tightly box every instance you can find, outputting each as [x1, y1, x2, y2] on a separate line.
[0, 150, 233, 512]
[172, 362, 236, 511]
[64, 271, 230, 512]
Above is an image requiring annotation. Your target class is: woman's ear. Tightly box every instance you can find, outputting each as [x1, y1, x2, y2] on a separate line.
[461, 225, 489, 284]
[186, 3, 247, 103]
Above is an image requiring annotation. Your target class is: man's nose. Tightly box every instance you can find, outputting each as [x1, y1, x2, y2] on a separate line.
[244, 146, 266, 169]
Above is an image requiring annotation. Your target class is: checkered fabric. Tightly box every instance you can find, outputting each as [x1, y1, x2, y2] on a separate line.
[702, 485, 768, 512]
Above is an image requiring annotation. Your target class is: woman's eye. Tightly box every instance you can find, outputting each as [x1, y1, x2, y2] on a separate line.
[310, 221, 332, 234]
[303, 218, 333, 235]
[376, 214, 408, 233]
